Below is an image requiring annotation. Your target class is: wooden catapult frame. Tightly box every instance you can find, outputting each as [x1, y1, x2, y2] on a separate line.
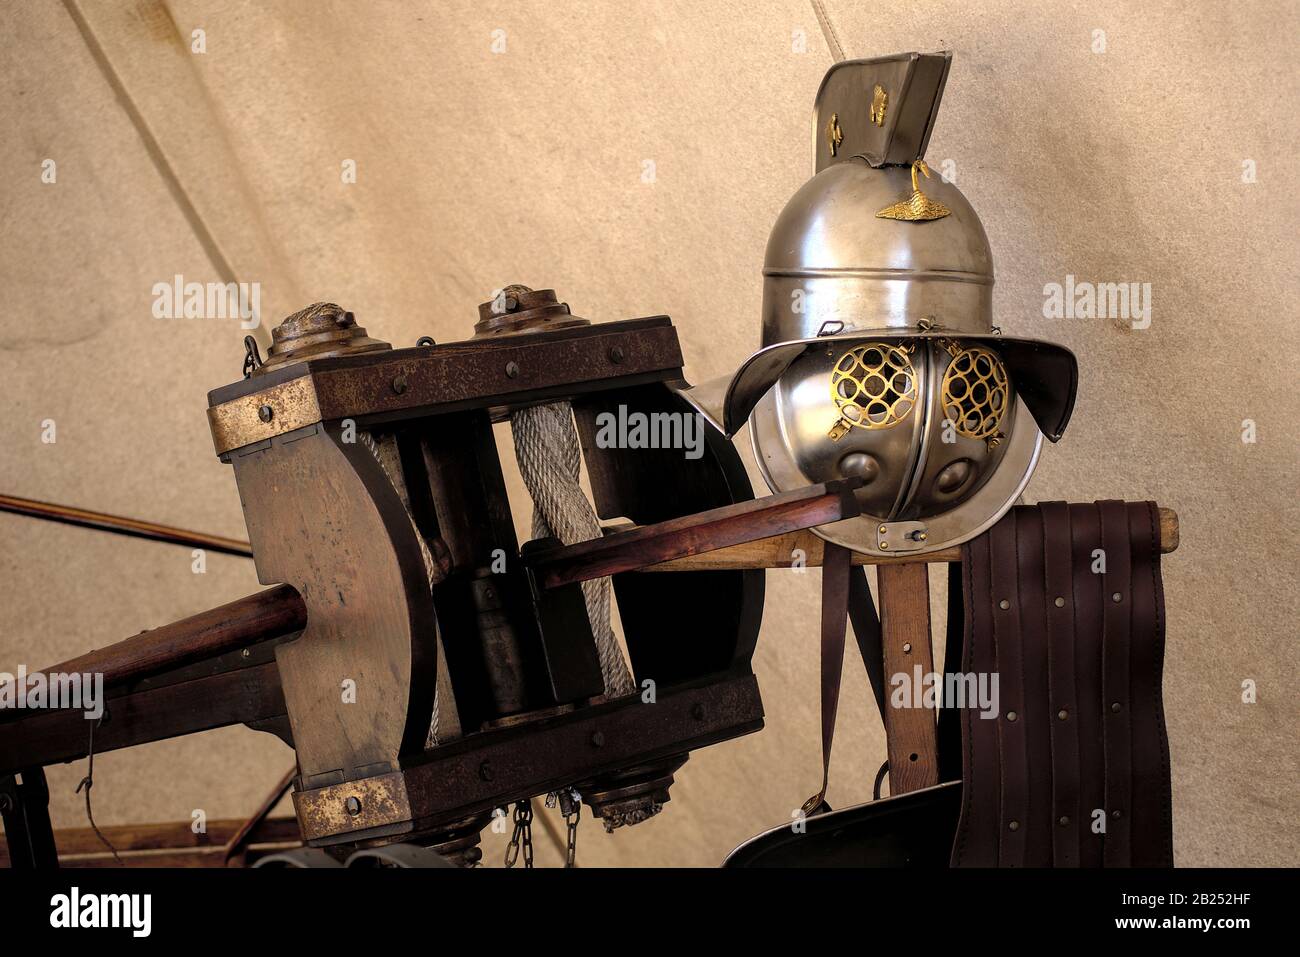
[0, 317, 1177, 867]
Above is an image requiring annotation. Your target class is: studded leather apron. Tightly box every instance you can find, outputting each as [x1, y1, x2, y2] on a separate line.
[950, 501, 1173, 867]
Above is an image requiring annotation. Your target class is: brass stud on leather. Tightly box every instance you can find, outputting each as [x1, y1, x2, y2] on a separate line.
[1008, 820, 1020, 831]
[1111, 591, 1123, 603]
[1006, 710, 1018, 722]
[1057, 709, 1069, 720]
[1058, 816, 1070, 826]
[1111, 701, 1122, 713]
[998, 599, 1010, 610]
[1054, 596, 1066, 607]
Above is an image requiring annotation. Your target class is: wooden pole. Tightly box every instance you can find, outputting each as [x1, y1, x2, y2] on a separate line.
[0, 493, 252, 557]
[31, 585, 305, 690]
[640, 507, 1179, 571]
[526, 479, 862, 590]
[875, 563, 940, 794]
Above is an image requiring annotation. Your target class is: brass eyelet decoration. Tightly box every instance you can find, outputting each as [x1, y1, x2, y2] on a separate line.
[940, 346, 1009, 441]
[828, 342, 918, 440]
[876, 159, 951, 222]
[826, 112, 844, 157]
[870, 84, 888, 126]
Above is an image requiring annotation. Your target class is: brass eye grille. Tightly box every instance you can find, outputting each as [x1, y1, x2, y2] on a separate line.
[941, 346, 1008, 440]
[828, 342, 918, 440]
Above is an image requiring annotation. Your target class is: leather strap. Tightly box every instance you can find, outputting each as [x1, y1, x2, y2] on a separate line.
[1068, 502, 1107, 868]
[951, 531, 999, 866]
[1041, 501, 1081, 867]
[935, 561, 965, 782]
[988, 511, 1029, 866]
[1098, 500, 1133, 866]
[848, 566, 887, 720]
[1125, 501, 1174, 866]
[801, 541, 852, 817]
[1014, 507, 1054, 866]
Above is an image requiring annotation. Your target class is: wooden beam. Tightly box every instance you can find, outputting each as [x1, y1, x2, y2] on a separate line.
[639, 507, 1179, 572]
[32, 584, 304, 690]
[525, 479, 863, 590]
[876, 563, 940, 794]
[0, 661, 286, 774]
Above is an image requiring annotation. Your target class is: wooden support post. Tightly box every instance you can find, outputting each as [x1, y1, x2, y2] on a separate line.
[876, 563, 939, 794]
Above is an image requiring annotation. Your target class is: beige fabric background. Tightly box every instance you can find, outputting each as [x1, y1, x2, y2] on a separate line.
[1, 0, 1296, 867]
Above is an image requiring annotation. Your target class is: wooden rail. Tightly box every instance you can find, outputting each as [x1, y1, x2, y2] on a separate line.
[640, 507, 1179, 571]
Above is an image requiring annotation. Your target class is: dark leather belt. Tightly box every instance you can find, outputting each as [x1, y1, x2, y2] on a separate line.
[951, 501, 1173, 867]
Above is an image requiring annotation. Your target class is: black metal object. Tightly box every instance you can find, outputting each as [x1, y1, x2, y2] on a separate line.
[0, 768, 59, 869]
[345, 843, 457, 868]
[723, 781, 962, 867]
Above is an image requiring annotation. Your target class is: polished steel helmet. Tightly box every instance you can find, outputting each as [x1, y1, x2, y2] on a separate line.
[682, 52, 1077, 557]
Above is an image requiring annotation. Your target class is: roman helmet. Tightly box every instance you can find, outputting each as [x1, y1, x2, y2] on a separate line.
[678, 52, 1077, 557]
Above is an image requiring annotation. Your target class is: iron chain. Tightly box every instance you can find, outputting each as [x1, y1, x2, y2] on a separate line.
[564, 801, 580, 868]
[504, 800, 533, 869]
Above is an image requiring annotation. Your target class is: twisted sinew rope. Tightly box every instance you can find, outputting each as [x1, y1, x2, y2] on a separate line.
[511, 402, 636, 697]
